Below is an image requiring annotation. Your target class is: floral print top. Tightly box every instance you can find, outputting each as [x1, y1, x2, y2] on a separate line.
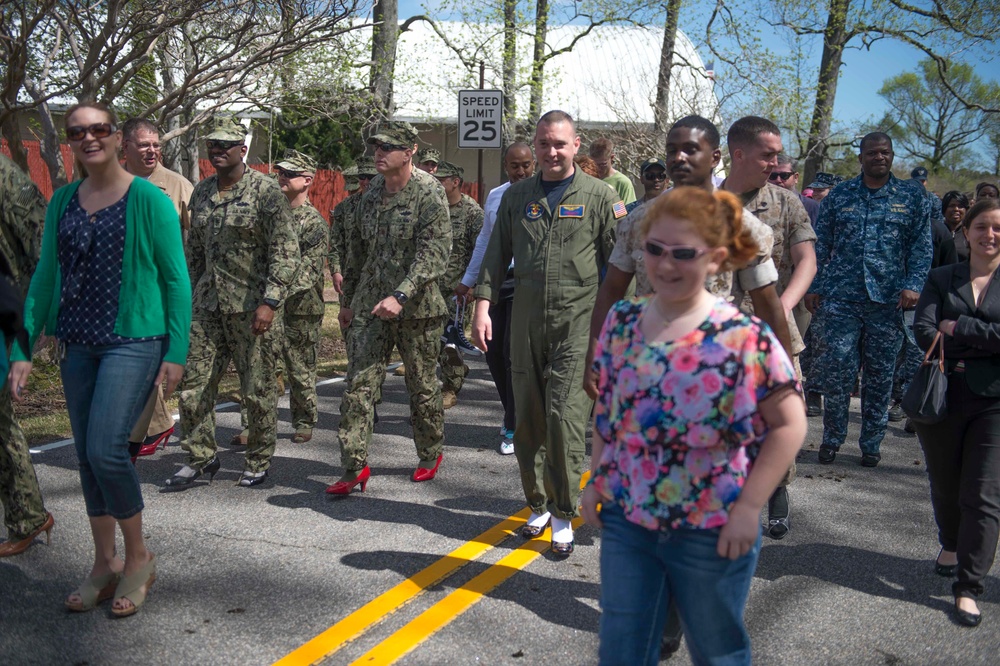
[592, 297, 798, 531]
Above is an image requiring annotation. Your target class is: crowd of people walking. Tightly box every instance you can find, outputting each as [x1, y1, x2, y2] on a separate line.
[0, 102, 998, 665]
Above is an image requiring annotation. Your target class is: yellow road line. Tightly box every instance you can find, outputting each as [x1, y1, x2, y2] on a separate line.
[350, 518, 585, 666]
[273, 508, 529, 666]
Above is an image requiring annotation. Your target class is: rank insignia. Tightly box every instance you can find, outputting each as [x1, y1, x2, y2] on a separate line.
[612, 200, 628, 219]
[525, 201, 544, 220]
[558, 204, 584, 218]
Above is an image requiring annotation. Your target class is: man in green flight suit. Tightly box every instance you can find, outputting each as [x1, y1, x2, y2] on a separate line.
[472, 110, 624, 557]
[325, 121, 452, 495]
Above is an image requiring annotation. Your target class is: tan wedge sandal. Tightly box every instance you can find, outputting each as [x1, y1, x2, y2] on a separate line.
[111, 555, 157, 618]
[65, 571, 121, 612]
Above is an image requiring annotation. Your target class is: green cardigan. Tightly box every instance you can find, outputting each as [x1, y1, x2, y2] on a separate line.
[14, 177, 192, 365]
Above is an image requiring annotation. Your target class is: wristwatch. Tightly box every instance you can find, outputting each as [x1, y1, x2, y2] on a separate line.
[262, 298, 280, 309]
[392, 291, 408, 304]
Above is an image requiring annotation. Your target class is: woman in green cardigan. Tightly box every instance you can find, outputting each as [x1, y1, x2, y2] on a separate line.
[8, 103, 191, 617]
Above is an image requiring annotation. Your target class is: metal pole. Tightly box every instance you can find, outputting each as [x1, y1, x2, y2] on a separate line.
[477, 61, 485, 206]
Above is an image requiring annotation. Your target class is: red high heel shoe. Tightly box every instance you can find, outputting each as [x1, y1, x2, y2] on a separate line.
[411, 454, 442, 482]
[325, 466, 370, 495]
[137, 426, 174, 457]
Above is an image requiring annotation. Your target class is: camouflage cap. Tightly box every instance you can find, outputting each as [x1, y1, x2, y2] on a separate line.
[367, 121, 419, 147]
[275, 148, 317, 175]
[205, 114, 248, 141]
[435, 161, 463, 179]
[806, 172, 837, 189]
[355, 156, 378, 178]
[416, 148, 441, 165]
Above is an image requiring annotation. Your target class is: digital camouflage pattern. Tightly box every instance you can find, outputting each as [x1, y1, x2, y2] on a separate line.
[0, 155, 48, 539]
[738, 183, 816, 355]
[285, 202, 328, 317]
[329, 191, 363, 288]
[187, 167, 300, 313]
[181, 166, 300, 473]
[337, 166, 451, 472]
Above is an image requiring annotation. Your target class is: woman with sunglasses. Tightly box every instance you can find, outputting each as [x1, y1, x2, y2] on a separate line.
[583, 187, 806, 665]
[9, 102, 191, 617]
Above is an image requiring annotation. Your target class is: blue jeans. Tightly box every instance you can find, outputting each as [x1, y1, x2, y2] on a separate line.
[598, 503, 760, 666]
[61, 340, 163, 519]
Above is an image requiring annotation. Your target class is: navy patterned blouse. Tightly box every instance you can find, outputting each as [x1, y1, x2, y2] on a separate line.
[56, 187, 162, 345]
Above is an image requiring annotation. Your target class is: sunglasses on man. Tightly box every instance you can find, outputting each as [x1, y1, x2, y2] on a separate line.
[66, 123, 117, 141]
[274, 167, 307, 179]
[768, 171, 795, 182]
[372, 141, 408, 153]
[643, 171, 668, 181]
[205, 139, 243, 151]
[643, 240, 709, 261]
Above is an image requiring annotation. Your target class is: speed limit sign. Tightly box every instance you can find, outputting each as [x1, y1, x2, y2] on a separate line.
[458, 90, 503, 149]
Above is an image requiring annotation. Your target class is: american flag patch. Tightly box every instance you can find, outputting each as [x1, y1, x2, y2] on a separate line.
[612, 200, 628, 219]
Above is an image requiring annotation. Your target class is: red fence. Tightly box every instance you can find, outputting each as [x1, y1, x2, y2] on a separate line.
[3, 140, 481, 222]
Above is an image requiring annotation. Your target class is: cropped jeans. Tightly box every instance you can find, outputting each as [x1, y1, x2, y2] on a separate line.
[597, 503, 760, 666]
[61, 340, 163, 520]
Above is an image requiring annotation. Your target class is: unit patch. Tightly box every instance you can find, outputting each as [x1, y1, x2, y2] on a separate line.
[525, 201, 544, 220]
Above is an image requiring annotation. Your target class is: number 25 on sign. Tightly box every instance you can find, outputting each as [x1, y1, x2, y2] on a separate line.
[458, 90, 503, 149]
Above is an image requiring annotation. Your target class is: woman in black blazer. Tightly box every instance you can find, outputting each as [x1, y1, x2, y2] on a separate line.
[912, 197, 1000, 628]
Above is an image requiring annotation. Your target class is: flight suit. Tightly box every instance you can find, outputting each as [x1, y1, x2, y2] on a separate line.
[476, 171, 620, 520]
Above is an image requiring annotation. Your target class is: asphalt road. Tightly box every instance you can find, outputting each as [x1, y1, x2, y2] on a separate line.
[1, 361, 997, 666]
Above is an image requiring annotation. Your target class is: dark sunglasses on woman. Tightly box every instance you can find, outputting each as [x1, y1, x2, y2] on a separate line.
[66, 123, 117, 141]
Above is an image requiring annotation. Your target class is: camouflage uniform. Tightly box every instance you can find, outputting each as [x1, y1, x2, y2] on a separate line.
[810, 174, 932, 455]
[435, 163, 484, 395]
[277, 151, 328, 431]
[179, 117, 300, 473]
[475, 170, 621, 520]
[338, 124, 452, 473]
[0, 154, 48, 541]
[416, 148, 441, 167]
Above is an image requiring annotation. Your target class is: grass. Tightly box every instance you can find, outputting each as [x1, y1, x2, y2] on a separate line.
[16, 300, 350, 446]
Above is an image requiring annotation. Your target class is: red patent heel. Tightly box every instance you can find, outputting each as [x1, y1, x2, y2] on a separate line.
[411, 454, 442, 482]
[137, 426, 174, 457]
[325, 466, 371, 495]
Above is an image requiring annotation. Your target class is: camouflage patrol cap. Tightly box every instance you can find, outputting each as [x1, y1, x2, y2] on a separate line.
[417, 148, 441, 165]
[367, 121, 419, 147]
[435, 161, 463, 179]
[806, 172, 837, 190]
[355, 156, 378, 178]
[205, 114, 248, 141]
[275, 148, 317, 175]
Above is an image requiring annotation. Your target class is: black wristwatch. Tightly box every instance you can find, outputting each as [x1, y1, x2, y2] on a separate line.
[262, 298, 280, 309]
[392, 291, 408, 304]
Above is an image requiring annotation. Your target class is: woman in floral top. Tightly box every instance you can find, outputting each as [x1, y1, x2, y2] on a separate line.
[582, 187, 806, 666]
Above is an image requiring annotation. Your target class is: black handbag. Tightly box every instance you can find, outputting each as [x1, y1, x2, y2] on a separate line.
[901, 331, 948, 425]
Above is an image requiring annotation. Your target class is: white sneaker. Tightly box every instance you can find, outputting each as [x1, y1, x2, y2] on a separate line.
[499, 431, 514, 455]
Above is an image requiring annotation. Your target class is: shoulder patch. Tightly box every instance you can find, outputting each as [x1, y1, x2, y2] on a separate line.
[525, 201, 544, 220]
[612, 200, 628, 219]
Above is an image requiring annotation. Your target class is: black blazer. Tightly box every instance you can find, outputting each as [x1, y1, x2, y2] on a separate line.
[914, 262, 1000, 397]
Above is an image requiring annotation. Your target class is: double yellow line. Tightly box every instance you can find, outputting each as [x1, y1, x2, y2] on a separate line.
[275, 475, 589, 666]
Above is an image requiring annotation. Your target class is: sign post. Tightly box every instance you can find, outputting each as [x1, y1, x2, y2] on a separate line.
[458, 84, 502, 205]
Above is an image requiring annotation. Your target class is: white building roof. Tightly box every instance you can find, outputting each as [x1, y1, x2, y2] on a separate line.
[392, 21, 719, 126]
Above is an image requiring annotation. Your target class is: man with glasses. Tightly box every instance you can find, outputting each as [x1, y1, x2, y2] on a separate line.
[326, 121, 452, 494]
[723, 118, 816, 539]
[273, 149, 328, 444]
[771, 154, 819, 225]
[120, 118, 194, 461]
[171, 115, 300, 489]
[433, 161, 483, 410]
[627, 157, 667, 213]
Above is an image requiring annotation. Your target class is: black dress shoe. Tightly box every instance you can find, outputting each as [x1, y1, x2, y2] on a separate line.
[935, 549, 958, 577]
[238, 470, 269, 487]
[860, 452, 881, 467]
[766, 486, 790, 540]
[955, 598, 982, 627]
[805, 392, 823, 417]
[165, 457, 220, 488]
[818, 446, 837, 464]
[887, 400, 904, 422]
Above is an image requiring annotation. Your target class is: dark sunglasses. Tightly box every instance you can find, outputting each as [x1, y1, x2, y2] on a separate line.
[644, 241, 708, 261]
[274, 167, 305, 178]
[643, 171, 668, 181]
[66, 123, 116, 141]
[206, 139, 242, 151]
[373, 141, 407, 153]
[768, 171, 795, 181]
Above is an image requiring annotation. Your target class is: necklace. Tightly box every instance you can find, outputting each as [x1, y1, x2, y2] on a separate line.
[648, 298, 674, 326]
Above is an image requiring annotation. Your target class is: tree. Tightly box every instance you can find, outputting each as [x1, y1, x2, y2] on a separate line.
[878, 59, 999, 174]
[765, 0, 1000, 186]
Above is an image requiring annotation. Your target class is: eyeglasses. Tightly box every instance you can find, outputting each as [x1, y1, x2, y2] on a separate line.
[274, 167, 305, 178]
[66, 123, 116, 141]
[205, 140, 242, 151]
[768, 171, 795, 182]
[643, 171, 667, 181]
[643, 241, 709, 261]
[373, 141, 407, 153]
